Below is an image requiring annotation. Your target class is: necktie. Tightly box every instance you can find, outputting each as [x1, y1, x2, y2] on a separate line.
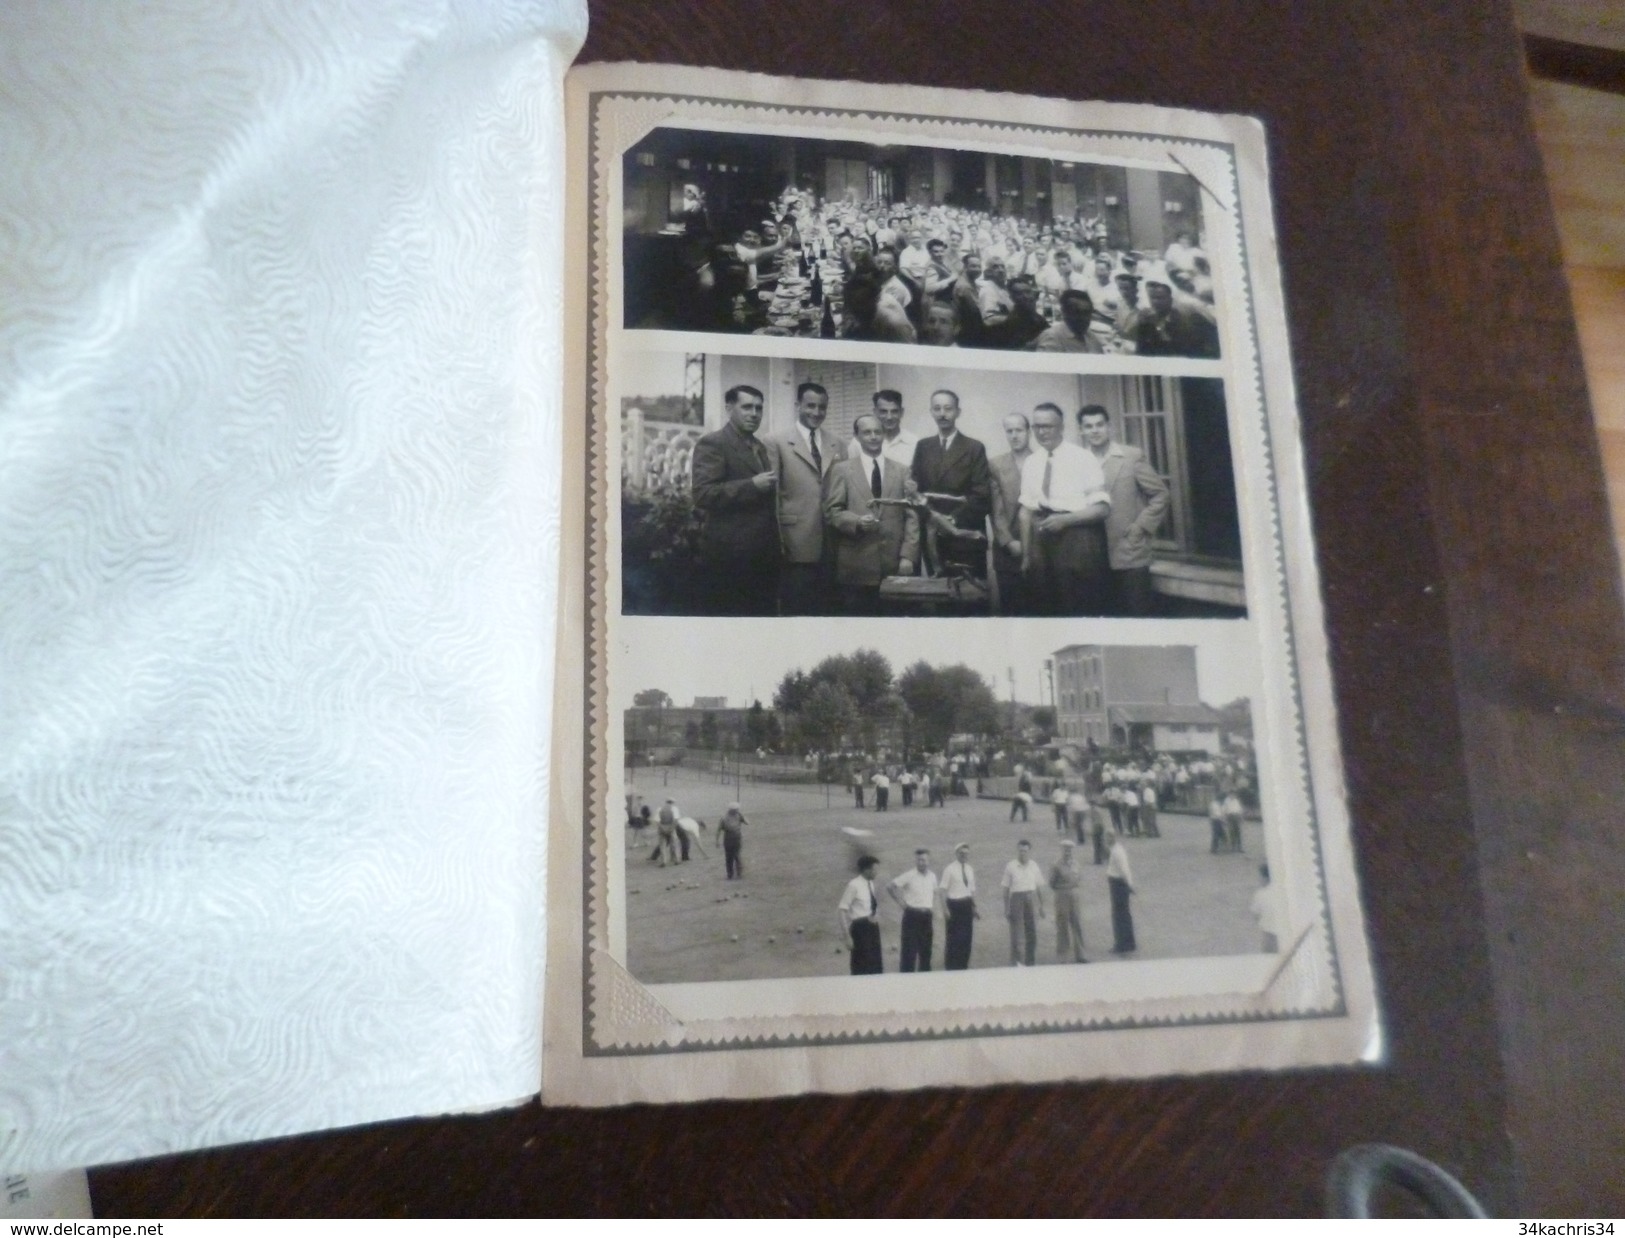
[809, 429, 821, 474]
[1042, 449, 1054, 500]
[868, 882, 877, 915]
[870, 459, 883, 499]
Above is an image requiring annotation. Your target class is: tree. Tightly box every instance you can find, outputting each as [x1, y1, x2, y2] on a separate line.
[793, 682, 858, 754]
[897, 661, 1001, 751]
[1030, 706, 1056, 738]
[633, 688, 673, 709]
[699, 711, 719, 750]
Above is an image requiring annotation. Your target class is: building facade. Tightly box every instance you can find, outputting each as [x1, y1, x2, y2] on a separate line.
[1050, 644, 1223, 751]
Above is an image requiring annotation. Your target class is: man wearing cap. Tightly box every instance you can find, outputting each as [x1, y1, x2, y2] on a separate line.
[1131, 263, 1221, 358]
[1050, 839, 1088, 963]
[716, 802, 747, 880]
[1019, 402, 1112, 616]
[1001, 839, 1048, 967]
[888, 848, 940, 972]
[940, 842, 978, 970]
[838, 855, 884, 975]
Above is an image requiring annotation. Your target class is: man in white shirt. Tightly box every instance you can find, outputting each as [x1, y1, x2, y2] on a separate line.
[888, 848, 940, 972]
[939, 842, 978, 969]
[898, 228, 934, 286]
[838, 855, 884, 975]
[1001, 839, 1047, 967]
[1019, 403, 1112, 615]
[872, 768, 891, 812]
[1104, 829, 1137, 953]
[847, 389, 917, 470]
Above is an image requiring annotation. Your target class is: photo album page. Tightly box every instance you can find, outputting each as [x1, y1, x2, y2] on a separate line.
[543, 63, 1378, 1104]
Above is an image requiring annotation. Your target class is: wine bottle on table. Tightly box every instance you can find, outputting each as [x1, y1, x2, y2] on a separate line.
[820, 299, 836, 339]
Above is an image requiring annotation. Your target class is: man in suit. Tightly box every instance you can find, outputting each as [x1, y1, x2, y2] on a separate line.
[774, 381, 837, 616]
[988, 411, 1032, 615]
[1077, 404, 1171, 616]
[908, 389, 992, 577]
[690, 384, 779, 616]
[824, 412, 919, 615]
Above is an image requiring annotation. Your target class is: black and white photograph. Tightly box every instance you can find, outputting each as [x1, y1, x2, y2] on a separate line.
[617, 624, 1276, 988]
[622, 127, 1221, 358]
[561, 68, 1375, 1091]
[619, 350, 1245, 619]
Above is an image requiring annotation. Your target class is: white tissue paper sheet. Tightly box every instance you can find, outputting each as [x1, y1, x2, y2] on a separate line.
[0, 0, 587, 1170]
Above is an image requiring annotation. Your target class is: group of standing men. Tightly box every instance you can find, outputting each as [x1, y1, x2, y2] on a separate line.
[690, 383, 1171, 617]
[837, 833, 1138, 976]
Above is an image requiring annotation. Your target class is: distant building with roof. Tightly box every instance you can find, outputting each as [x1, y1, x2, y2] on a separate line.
[1050, 644, 1224, 752]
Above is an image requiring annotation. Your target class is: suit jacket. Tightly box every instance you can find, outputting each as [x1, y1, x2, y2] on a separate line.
[910, 432, 992, 533]
[1097, 440, 1171, 569]
[824, 453, 920, 586]
[774, 427, 836, 563]
[691, 421, 779, 567]
[988, 449, 1029, 559]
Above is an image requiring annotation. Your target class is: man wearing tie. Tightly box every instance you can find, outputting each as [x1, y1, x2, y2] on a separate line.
[988, 411, 1033, 615]
[838, 854, 884, 976]
[774, 381, 837, 616]
[1019, 402, 1112, 615]
[908, 388, 993, 576]
[940, 842, 978, 970]
[824, 413, 919, 615]
[691, 385, 779, 616]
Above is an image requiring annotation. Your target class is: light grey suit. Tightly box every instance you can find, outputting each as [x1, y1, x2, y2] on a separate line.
[824, 452, 919, 607]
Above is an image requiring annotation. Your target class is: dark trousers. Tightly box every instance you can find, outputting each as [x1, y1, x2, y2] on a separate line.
[1027, 519, 1108, 615]
[901, 786, 914, 806]
[1227, 815, 1244, 852]
[677, 829, 690, 861]
[875, 786, 889, 811]
[723, 837, 742, 879]
[853, 784, 865, 807]
[1109, 801, 1123, 831]
[1092, 819, 1107, 865]
[1125, 805, 1140, 836]
[1211, 816, 1228, 853]
[1113, 565, 1156, 617]
[1054, 804, 1069, 832]
[900, 907, 934, 972]
[1007, 891, 1037, 965]
[1109, 877, 1136, 952]
[779, 560, 830, 616]
[701, 558, 779, 617]
[1009, 797, 1027, 822]
[994, 556, 1030, 617]
[945, 898, 975, 970]
[849, 918, 882, 975]
[840, 585, 885, 617]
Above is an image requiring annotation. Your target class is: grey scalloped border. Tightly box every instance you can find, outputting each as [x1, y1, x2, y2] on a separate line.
[581, 90, 1347, 1057]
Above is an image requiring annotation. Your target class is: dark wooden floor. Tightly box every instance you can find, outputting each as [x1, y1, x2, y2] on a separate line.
[91, 0, 1625, 1216]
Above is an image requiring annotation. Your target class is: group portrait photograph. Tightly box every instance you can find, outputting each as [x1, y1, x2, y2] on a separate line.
[621, 125, 1223, 359]
[619, 350, 1246, 620]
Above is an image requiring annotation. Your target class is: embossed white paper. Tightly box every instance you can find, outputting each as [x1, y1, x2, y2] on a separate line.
[0, 0, 585, 1170]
